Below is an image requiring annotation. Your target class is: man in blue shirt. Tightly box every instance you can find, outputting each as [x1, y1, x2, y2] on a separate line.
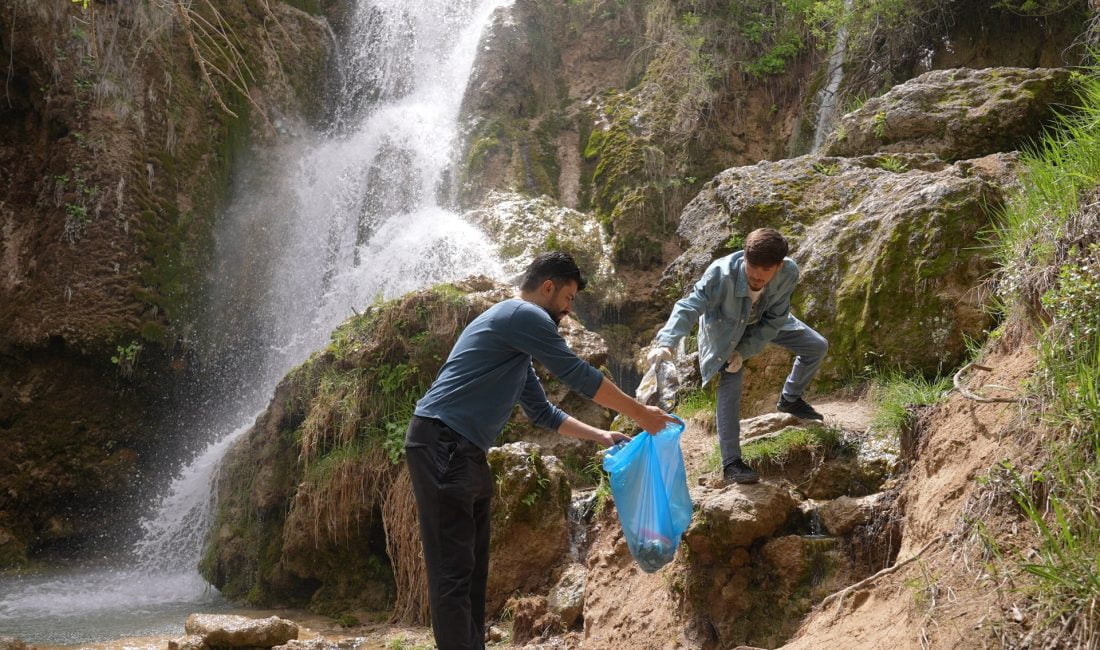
[406, 251, 675, 650]
[648, 228, 828, 485]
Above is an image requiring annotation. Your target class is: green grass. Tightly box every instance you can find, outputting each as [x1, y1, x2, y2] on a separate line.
[988, 69, 1100, 647]
[867, 370, 952, 436]
[741, 425, 849, 467]
[677, 382, 718, 417]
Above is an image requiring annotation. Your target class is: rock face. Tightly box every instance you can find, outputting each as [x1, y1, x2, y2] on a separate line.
[184, 613, 298, 647]
[202, 279, 604, 621]
[486, 442, 572, 614]
[824, 67, 1075, 160]
[465, 191, 617, 303]
[457, 0, 822, 270]
[0, 0, 330, 565]
[662, 152, 1015, 379]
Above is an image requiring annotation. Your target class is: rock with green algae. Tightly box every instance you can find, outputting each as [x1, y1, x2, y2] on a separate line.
[659, 152, 1018, 380]
[0, 0, 331, 566]
[824, 67, 1076, 161]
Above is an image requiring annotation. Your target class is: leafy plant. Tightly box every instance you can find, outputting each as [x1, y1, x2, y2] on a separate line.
[877, 156, 908, 173]
[111, 341, 143, 378]
[872, 111, 888, 138]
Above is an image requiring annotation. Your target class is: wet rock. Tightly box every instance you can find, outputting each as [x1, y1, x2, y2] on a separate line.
[464, 192, 615, 295]
[663, 153, 1011, 379]
[184, 613, 298, 648]
[0, 638, 31, 650]
[685, 482, 798, 557]
[801, 455, 895, 500]
[167, 636, 206, 650]
[486, 442, 571, 615]
[820, 493, 888, 536]
[547, 562, 587, 628]
[824, 67, 1075, 160]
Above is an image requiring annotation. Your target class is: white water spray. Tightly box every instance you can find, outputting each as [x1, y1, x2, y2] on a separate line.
[0, 0, 511, 642]
[811, 0, 854, 152]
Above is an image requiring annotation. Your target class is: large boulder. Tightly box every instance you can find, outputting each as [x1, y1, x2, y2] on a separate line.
[184, 614, 298, 647]
[661, 152, 1015, 380]
[684, 483, 798, 557]
[823, 67, 1075, 160]
[486, 442, 572, 615]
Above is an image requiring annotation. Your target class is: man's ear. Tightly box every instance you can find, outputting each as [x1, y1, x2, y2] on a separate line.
[540, 278, 556, 295]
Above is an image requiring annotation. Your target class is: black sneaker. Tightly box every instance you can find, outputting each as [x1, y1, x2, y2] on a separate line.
[777, 396, 824, 421]
[722, 458, 760, 484]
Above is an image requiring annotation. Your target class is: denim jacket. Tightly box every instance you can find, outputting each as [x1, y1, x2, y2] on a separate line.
[654, 251, 803, 383]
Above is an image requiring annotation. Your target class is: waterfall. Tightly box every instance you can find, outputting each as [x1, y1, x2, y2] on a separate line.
[811, 0, 853, 152]
[0, 0, 511, 643]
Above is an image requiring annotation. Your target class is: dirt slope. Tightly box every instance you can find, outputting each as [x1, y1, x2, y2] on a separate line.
[781, 336, 1038, 649]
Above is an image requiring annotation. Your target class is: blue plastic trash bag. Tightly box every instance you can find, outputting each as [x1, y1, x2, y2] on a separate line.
[602, 417, 692, 573]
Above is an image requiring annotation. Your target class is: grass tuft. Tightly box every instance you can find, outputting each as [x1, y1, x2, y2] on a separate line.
[867, 370, 952, 436]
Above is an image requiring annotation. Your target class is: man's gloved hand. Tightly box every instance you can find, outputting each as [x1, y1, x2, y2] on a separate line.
[646, 346, 673, 366]
[724, 351, 743, 373]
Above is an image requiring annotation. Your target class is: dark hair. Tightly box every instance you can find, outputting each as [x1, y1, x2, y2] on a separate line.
[744, 228, 789, 267]
[520, 251, 587, 292]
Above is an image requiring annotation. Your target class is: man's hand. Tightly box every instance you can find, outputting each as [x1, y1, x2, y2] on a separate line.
[646, 346, 673, 366]
[634, 404, 677, 435]
[724, 351, 743, 373]
[596, 430, 632, 447]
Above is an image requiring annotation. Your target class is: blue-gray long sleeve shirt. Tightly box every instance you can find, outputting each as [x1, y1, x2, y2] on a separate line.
[413, 298, 605, 450]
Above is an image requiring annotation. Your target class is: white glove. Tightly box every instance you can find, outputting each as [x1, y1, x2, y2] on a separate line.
[724, 351, 743, 373]
[646, 346, 673, 366]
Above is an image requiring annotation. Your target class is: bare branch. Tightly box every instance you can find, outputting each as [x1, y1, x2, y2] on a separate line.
[953, 363, 1022, 403]
[821, 535, 942, 614]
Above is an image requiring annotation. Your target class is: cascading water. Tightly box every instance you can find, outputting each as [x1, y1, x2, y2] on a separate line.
[811, 0, 854, 152]
[0, 0, 511, 643]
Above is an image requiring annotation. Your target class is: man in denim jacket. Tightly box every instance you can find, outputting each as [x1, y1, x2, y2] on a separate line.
[648, 228, 828, 484]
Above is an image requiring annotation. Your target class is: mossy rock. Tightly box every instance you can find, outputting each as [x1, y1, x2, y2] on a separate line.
[659, 153, 1013, 381]
[824, 67, 1077, 160]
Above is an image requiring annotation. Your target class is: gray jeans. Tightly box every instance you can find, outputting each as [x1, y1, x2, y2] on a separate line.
[716, 323, 828, 466]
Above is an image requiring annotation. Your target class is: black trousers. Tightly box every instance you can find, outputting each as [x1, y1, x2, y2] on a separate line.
[405, 415, 493, 650]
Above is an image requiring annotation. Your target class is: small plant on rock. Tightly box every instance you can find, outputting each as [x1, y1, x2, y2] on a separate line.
[111, 340, 142, 378]
[872, 110, 888, 139]
[877, 156, 908, 173]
